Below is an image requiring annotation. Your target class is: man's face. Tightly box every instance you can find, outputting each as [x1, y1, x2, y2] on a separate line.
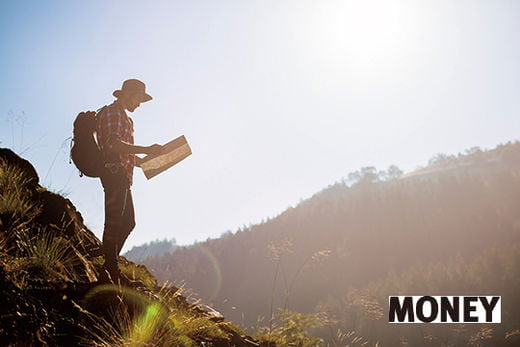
[125, 93, 143, 112]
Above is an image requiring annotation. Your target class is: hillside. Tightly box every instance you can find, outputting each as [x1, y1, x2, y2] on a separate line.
[142, 142, 520, 346]
[0, 148, 269, 346]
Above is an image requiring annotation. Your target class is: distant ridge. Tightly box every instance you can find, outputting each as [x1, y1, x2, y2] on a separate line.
[123, 238, 177, 262]
[402, 141, 520, 178]
[141, 142, 520, 345]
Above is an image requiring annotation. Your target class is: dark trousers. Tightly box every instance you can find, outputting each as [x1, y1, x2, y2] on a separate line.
[100, 172, 135, 275]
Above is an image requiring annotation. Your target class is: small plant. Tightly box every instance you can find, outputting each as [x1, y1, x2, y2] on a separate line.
[80, 299, 175, 346]
[256, 308, 325, 346]
[16, 229, 80, 282]
[119, 257, 158, 288]
[0, 159, 41, 224]
[332, 329, 372, 346]
[266, 236, 332, 342]
[78, 284, 228, 346]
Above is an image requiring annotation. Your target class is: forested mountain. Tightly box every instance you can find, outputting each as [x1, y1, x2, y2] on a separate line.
[123, 238, 177, 262]
[142, 142, 520, 345]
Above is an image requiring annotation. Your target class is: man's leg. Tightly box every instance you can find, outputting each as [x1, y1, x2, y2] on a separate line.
[101, 175, 133, 280]
[116, 188, 136, 256]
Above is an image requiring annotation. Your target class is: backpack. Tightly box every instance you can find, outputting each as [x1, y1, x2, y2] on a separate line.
[70, 109, 105, 177]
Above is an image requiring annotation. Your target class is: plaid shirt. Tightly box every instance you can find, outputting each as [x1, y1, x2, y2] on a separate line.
[97, 101, 135, 185]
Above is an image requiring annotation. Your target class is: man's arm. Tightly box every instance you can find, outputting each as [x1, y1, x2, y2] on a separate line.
[98, 106, 163, 158]
[111, 141, 163, 156]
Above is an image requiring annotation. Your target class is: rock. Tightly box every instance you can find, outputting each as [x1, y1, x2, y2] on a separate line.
[0, 148, 39, 189]
[36, 189, 102, 258]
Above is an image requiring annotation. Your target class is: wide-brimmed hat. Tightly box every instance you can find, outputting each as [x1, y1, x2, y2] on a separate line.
[113, 79, 152, 102]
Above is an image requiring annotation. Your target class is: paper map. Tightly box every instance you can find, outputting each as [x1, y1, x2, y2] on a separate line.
[140, 135, 192, 180]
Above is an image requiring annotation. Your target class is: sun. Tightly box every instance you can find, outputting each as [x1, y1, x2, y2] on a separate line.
[302, 0, 422, 79]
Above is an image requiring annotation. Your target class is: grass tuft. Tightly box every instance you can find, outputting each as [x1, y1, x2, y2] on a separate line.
[77, 283, 229, 346]
[15, 229, 81, 283]
[0, 159, 41, 223]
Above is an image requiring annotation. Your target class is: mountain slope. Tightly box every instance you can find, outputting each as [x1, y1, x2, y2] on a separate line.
[0, 148, 265, 346]
[141, 142, 520, 344]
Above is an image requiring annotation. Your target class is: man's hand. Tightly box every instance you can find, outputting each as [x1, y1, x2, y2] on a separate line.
[145, 144, 164, 156]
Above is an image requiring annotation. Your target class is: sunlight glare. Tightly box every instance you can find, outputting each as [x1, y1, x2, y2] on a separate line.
[306, 0, 421, 79]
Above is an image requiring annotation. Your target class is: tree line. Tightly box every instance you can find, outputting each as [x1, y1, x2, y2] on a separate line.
[140, 142, 520, 345]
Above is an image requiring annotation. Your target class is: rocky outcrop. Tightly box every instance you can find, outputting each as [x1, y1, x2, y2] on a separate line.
[0, 148, 39, 188]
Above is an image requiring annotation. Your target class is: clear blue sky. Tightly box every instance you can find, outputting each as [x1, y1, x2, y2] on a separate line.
[1, 0, 519, 250]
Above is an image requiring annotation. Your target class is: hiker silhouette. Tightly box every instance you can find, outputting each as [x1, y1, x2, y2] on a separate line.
[95, 79, 163, 282]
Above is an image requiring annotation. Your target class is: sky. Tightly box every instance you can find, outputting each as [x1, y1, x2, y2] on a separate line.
[1, 0, 519, 251]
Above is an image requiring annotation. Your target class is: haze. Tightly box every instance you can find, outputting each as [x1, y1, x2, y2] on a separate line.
[1, 0, 519, 250]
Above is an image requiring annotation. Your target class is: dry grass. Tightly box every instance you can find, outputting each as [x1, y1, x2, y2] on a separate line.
[0, 159, 40, 223]
[77, 284, 228, 346]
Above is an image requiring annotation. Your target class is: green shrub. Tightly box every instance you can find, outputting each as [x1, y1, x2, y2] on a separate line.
[256, 308, 325, 346]
[16, 229, 80, 282]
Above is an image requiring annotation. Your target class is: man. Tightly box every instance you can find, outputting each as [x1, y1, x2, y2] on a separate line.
[96, 79, 163, 282]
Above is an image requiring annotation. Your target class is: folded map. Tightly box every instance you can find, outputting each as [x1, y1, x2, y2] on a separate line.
[140, 135, 192, 179]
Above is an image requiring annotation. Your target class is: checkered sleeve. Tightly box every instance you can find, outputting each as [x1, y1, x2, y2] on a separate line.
[98, 106, 124, 152]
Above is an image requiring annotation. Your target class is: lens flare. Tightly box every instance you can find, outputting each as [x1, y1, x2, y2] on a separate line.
[82, 284, 169, 344]
[130, 302, 167, 343]
[195, 244, 222, 302]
